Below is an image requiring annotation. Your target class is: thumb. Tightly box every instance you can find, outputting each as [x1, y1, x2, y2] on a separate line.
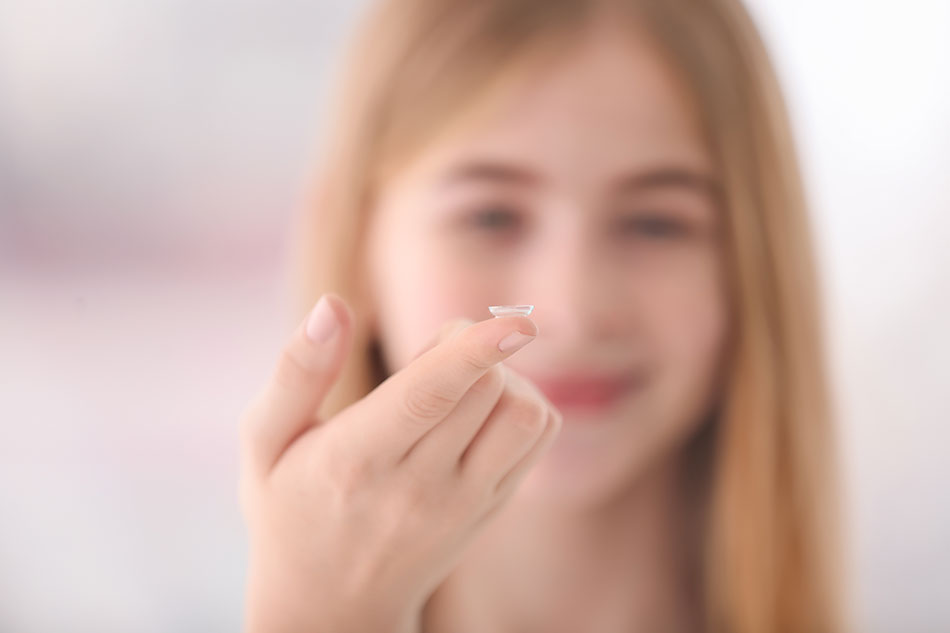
[241, 292, 354, 472]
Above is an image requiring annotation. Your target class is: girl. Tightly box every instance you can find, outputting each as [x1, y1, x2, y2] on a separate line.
[239, 0, 843, 631]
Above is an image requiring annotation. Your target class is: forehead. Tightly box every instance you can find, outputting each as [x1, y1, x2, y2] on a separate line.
[400, 17, 712, 190]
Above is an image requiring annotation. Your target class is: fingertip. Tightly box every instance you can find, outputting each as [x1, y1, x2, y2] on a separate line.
[312, 293, 355, 338]
[305, 295, 339, 344]
[492, 314, 537, 337]
[521, 316, 538, 337]
[333, 294, 356, 330]
[497, 328, 536, 354]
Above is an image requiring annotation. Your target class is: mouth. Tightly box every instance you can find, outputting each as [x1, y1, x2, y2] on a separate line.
[524, 371, 642, 415]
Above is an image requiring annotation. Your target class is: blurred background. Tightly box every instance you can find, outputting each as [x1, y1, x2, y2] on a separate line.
[1, 0, 947, 631]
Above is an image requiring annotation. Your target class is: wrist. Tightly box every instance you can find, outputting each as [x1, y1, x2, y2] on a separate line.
[243, 561, 422, 633]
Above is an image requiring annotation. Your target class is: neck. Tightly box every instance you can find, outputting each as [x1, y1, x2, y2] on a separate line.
[423, 450, 706, 633]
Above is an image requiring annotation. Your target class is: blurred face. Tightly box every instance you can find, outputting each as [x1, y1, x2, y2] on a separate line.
[365, 19, 728, 509]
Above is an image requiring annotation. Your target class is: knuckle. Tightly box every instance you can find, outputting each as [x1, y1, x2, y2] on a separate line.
[507, 395, 548, 435]
[397, 469, 440, 514]
[402, 469, 487, 527]
[469, 365, 506, 399]
[401, 383, 455, 423]
[456, 345, 491, 374]
[454, 475, 493, 516]
[323, 448, 375, 495]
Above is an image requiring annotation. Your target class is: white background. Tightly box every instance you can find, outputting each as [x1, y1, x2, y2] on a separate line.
[1, 1, 947, 630]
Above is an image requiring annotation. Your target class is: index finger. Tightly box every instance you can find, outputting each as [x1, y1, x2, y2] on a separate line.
[352, 315, 538, 461]
[410, 317, 474, 362]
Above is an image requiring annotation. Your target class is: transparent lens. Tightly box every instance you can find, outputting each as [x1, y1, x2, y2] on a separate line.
[488, 305, 534, 318]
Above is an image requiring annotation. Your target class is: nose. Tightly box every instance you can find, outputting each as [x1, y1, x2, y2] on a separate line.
[514, 214, 625, 345]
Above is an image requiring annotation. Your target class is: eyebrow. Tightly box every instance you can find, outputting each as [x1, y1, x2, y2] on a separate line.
[614, 166, 719, 196]
[437, 159, 719, 196]
[438, 161, 540, 188]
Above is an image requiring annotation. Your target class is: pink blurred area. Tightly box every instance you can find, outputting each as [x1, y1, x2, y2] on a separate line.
[1, 267, 281, 630]
[0, 1, 367, 629]
[1, 0, 948, 631]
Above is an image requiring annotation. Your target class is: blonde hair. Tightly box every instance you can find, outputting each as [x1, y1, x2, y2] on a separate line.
[289, 0, 844, 631]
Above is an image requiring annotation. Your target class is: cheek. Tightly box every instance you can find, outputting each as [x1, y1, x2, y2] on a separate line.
[370, 225, 496, 372]
[368, 215, 437, 372]
[412, 242, 502, 327]
[635, 252, 728, 422]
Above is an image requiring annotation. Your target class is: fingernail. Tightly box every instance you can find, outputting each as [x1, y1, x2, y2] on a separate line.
[306, 295, 338, 343]
[498, 330, 535, 353]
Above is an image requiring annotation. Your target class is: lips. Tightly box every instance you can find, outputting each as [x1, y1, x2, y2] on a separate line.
[526, 372, 638, 412]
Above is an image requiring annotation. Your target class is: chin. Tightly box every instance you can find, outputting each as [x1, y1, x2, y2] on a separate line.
[510, 405, 676, 513]
[511, 445, 648, 514]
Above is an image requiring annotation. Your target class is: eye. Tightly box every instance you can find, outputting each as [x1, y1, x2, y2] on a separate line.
[466, 205, 522, 232]
[616, 213, 688, 239]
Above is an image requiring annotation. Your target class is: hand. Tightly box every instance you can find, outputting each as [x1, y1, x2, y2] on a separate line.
[239, 293, 562, 633]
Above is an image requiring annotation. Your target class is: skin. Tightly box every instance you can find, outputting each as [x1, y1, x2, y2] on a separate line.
[241, 300, 563, 633]
[365, 14, 728, 633]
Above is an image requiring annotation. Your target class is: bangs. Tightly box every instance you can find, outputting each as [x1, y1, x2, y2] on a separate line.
[366, 0, 591, 188]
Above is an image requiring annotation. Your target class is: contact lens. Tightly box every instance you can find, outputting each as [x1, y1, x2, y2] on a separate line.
[488, 305, 534, 318]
